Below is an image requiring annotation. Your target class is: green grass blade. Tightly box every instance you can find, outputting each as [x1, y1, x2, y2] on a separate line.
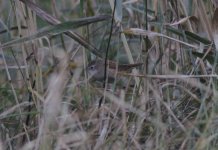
[185, 31, 211, 45]
[1, 15, 111, 49]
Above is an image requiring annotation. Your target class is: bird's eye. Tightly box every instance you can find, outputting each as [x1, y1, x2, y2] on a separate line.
[90, 66, 94, 70]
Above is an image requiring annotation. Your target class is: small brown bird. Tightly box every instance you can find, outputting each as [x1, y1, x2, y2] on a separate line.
[87, 59, 142, 82]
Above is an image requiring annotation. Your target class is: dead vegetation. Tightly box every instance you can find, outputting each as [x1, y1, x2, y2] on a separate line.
[1, 0, 218, 149]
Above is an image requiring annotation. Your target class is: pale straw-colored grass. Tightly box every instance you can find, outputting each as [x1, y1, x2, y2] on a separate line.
[1, 0, 218, 150]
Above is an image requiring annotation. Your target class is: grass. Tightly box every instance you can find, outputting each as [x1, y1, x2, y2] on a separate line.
[0, 0, 218, 149]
